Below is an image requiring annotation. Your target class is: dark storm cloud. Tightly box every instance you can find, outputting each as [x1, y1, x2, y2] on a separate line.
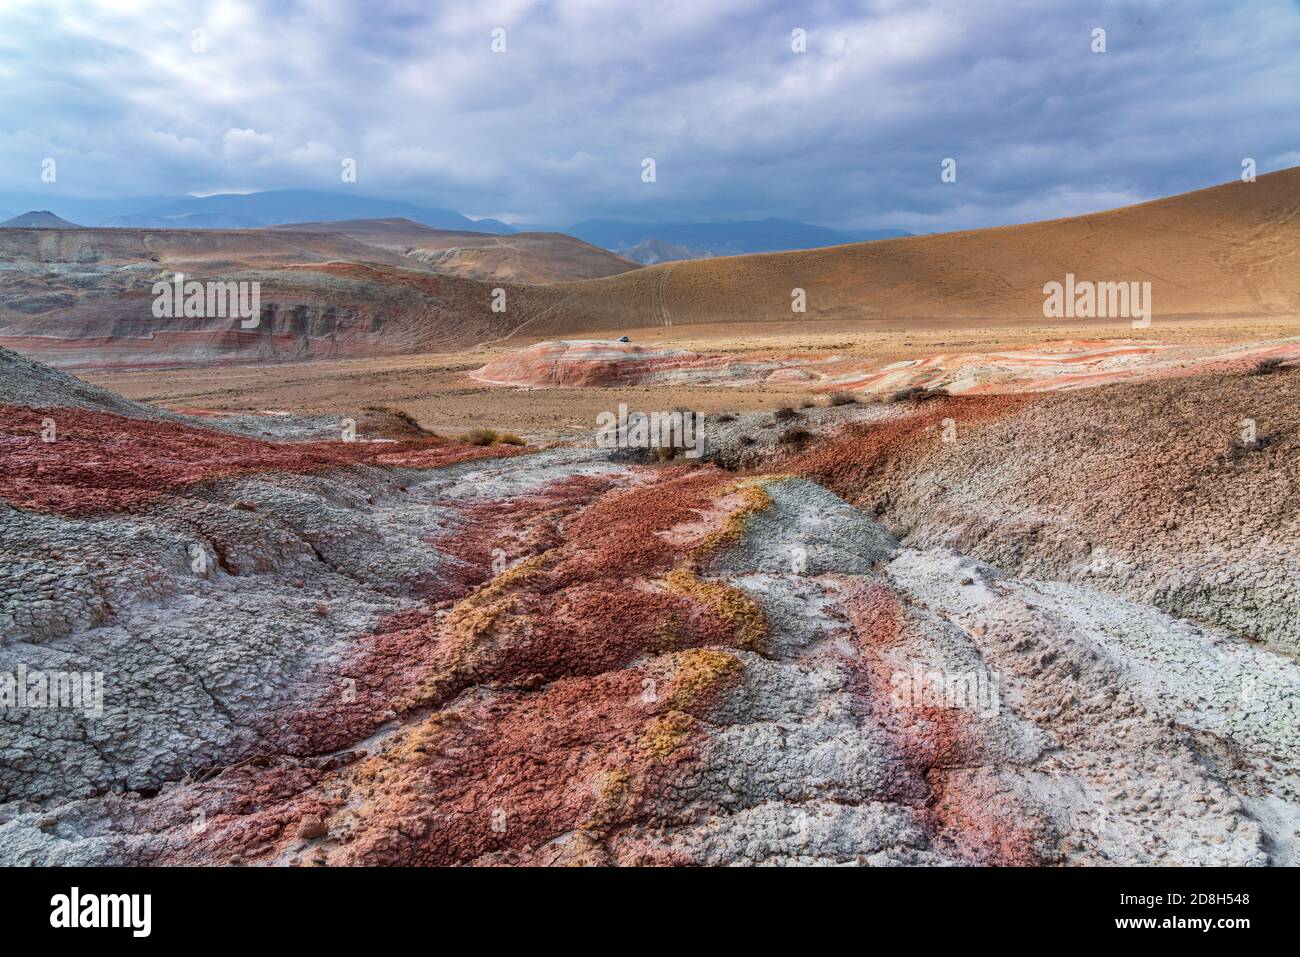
[1, 0, 1298, 229]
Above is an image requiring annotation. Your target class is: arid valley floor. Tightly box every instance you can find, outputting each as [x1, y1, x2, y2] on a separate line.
[2, 173, 1298, 866]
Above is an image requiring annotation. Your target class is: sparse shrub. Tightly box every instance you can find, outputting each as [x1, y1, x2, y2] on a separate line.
[361, 404, 422, 431]
[738, 435, 755, 446]
[458, 428, 500, 445]
[773, 406, 801, 422]
[1252, 357, 1284, 375]
[777, 426, 813, 447]
[828, 391, 858, 406]
[799, 398, 817, 409]
[890, 387, 927, 402]
[715, 412, 737, 423]
[890, 386, 946, 403]
[458, 428, 525, 447]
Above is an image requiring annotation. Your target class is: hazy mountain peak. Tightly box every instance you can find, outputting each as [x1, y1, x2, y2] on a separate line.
[0, 210, 80, 228]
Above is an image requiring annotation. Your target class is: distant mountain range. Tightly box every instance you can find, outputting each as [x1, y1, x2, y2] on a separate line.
[0, 210, 80, 228]
[0, 189, 515, 234]
[0, 191, 912, 261]
[565, 217, 911, 262]
[105, 212, 266, 229]
[99, 190, 516, 233]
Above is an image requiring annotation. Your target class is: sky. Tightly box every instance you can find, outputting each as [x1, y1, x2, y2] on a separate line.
[1, 0, 1299, 231]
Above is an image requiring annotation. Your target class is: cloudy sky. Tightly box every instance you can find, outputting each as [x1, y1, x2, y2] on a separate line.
[2, 0, 1298, 230]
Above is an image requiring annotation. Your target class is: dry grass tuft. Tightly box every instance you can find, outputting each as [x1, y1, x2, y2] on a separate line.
[457, 427, 526, 446]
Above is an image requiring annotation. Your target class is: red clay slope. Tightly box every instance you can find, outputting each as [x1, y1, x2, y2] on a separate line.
[0, 404, 519, 515]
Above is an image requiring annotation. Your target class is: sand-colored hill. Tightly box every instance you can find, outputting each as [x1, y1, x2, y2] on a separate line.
[270, 218, 641, 284]
[504, 167, 1300, 335]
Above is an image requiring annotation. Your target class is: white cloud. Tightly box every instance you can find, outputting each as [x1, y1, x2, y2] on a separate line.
[222, 128, 275, 162]
[0, 0, 1297, 228]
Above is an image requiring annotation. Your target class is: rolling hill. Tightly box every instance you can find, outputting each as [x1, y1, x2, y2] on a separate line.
[2, 168, 1299, 368]
[510, 167, 1300, 334]
[267, 218, 640, 283]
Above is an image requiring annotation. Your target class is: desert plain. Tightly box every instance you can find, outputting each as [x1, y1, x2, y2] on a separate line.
[81, 313, 1300, 439]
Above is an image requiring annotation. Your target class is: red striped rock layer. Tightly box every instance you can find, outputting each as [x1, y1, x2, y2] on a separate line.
[0, 452, 1060, 865]
[4, 454, 1291, 865]
[0, 404, 519, 516]
[473, 337, 1300, 395]
[110, 472, 1058, 865]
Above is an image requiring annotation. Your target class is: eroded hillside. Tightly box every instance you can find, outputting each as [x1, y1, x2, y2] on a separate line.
[2, 348, 1295, 866]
